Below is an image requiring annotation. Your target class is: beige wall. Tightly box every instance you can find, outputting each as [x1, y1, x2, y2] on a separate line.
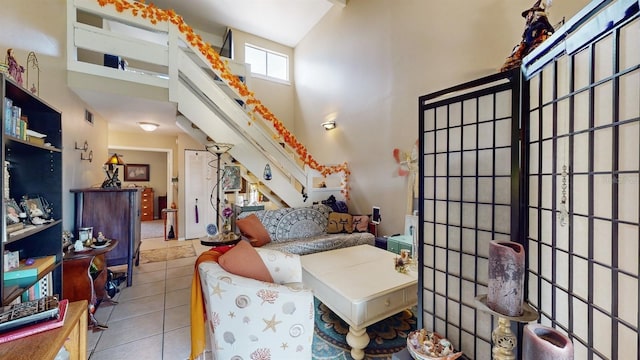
[232, 29, 296, 131]
[1, 0, 111, 233]
[293, 0, 590, 234]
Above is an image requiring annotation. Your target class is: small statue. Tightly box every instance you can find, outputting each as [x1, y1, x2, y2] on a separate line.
[6, 49, 25, 86]
[500, 0, 556, 72]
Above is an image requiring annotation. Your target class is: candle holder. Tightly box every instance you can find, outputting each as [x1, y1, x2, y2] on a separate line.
[474, 294, 539, 360]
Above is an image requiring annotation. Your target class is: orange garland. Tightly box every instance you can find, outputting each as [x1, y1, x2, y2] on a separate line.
[96, 0, 350, 199]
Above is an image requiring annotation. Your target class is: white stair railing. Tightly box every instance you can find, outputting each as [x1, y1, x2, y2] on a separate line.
[67, 0, 348, 206]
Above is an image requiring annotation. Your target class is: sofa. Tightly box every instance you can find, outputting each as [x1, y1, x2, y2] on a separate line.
[236, 203, 375, 255]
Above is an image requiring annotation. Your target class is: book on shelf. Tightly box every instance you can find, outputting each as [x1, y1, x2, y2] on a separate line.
[0, 299, 68, 344]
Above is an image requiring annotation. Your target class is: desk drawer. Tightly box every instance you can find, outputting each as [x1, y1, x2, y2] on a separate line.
[366, 287, 414, 317]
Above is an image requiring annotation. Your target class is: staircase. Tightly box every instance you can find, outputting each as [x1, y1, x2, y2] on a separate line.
[66, 0, 347, 208]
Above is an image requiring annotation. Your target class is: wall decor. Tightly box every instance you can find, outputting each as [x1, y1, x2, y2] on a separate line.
[222, 165, 241, 192]
[124, 163, 150, 181]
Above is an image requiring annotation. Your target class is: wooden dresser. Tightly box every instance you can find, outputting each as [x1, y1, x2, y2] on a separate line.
[70, 188, 141, 287]
[141, 187, 154, 221]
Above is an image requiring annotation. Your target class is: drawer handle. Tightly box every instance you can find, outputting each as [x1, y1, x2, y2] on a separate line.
[385, 299, 390, 307]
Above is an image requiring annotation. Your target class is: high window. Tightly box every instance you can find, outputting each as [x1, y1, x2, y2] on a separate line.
[244, 43, 289, 83]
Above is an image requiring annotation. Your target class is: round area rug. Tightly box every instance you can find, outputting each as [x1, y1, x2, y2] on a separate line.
[312, 298, 416, 359]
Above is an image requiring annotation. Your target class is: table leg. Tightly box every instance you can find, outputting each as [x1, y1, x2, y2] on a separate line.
[346, 326, 369, 360]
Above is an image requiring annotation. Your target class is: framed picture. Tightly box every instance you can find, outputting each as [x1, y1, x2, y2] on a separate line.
[222, 165, 242, 192]
[6, 198, 21, 225]
[124, 164, 150, 181]
[21, 196, 50, 221]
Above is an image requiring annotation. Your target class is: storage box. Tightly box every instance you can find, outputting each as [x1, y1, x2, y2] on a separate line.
[387, 235, 413, 255]
[3, 256, 55, 287]
[104, 54, 121, 69]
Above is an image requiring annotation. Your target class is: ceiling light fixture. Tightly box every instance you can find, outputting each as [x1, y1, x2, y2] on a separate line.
[321, 120, 336, 131]
[138, 122, 159, 132]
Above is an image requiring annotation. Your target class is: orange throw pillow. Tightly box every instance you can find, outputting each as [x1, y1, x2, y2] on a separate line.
[236, 214, 271, 247]
[218, 240, 274, 283]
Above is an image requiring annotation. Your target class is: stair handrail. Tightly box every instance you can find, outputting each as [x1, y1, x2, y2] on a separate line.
[94, 0, 351, 199]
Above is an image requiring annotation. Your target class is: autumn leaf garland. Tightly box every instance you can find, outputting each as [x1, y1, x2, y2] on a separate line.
[96, 0, 351, 199]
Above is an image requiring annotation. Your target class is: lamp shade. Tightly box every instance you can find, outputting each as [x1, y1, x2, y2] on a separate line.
[105, 153, 125, 166]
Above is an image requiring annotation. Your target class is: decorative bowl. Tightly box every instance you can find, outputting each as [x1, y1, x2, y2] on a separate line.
[406, 329, 464, 360]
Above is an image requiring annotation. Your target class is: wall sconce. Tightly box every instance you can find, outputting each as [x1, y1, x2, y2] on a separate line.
[75, 140, 93, 162]
[321, 120, 336, 131]
[137, 122, 159, 132]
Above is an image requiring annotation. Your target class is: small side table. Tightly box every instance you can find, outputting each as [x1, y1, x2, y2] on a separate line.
[63, 240, 119, 330]
[162, 208, 178, 240]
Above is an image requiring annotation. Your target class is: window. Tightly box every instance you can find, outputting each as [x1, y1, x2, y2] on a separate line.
[244, 43, 289, 82]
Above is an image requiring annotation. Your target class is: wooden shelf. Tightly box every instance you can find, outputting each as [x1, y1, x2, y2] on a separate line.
[0, 300, 88, 360]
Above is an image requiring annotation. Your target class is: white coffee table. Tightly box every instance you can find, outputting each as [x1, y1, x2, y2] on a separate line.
[301, 244, 418, 360]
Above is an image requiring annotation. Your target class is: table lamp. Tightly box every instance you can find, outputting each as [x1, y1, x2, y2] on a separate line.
[102, 153, 125, 188]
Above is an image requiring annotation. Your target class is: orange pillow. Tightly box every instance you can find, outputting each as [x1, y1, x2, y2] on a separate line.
[218, 240, 274, 283]
[236, 214, 271, 247]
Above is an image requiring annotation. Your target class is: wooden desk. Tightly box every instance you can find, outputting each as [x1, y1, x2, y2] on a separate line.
[0, 300, 88, 360]
[63, 240, 118, 329]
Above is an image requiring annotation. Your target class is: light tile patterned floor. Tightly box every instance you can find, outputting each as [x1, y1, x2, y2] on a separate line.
[87, 237, 212, 360]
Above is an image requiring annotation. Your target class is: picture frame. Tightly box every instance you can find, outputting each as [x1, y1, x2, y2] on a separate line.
[21, 195, 50, 221]
[222, 165, 242, 192]
[5, 198, 22, 225]
[124, 164, 150, 181]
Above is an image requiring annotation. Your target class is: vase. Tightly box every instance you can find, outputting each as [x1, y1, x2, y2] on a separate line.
[487, 240, 525, 317]
[523, 324, 574, 360]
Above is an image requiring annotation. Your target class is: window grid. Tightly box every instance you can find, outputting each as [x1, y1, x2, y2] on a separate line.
[526, 14, 639, 360]
[419, 71, 520, 359]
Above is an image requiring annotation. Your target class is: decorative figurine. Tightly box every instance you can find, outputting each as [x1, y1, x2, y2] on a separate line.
[6, 49, 25, 86]
[500, 0, 556, 72]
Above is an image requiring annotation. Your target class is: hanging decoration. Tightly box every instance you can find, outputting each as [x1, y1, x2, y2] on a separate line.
[393, 139, 418, 215]
[263, 164, 272, 181]
[95, 0, 351, 199]
[26, 52, 39, 95]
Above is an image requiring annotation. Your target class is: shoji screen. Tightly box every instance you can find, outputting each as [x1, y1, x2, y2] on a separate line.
[524, 4, 639, 359]
[418, 72, 521, 359]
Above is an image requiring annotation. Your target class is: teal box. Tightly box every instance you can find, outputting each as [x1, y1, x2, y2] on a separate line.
[387, 235, 413, 255]
[3, 267, 38, 288]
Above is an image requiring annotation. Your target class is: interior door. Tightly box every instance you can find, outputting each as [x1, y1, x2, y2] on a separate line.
[184, 150, 215, 239]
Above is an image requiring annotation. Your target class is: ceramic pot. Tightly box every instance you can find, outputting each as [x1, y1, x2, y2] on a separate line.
[487, 240, 525, 316]
[523, 324, 574, 360]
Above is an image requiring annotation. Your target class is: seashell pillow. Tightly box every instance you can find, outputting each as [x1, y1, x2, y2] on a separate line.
[256, 247, 302, 284]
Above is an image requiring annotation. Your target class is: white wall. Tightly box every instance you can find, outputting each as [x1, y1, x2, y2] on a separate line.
[293, 0, 590, 234]
[0, 0, 111, 233]
[232, 29, 296, 131]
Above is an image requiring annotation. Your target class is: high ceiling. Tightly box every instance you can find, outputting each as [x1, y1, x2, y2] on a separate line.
[148, 0, 340, 48]
[98, 0, 342, 136]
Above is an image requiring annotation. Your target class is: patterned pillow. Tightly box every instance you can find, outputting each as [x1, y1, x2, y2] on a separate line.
[256, 247, 302, 284]
[246, 204, 332, 241]
[351, 215, 370, 232]
[327, 212, 353, 234]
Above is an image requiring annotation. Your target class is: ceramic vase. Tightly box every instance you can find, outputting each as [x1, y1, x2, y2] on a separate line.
[523, 324, 574, 360]
[487, 240, 525, 316]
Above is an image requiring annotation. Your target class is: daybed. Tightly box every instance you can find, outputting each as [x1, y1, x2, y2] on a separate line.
[235, 203, 375, 255]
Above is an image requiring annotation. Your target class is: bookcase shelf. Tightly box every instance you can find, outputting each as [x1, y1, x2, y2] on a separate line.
[1, 74, 63, 306]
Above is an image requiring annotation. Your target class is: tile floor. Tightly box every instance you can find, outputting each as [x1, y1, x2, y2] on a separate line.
[87, 237, 211, 360]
